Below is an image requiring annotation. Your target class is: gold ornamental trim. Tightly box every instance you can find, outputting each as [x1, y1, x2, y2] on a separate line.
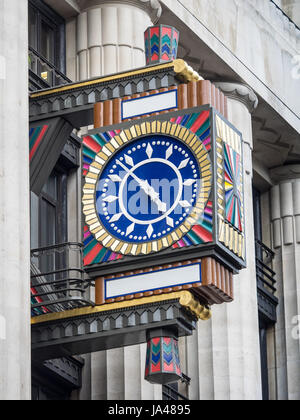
[31, 291, 211, 325]
[30, 60, 202, 99]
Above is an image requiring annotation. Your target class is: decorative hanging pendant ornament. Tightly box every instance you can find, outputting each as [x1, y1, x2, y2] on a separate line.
[145, 332, 182, 385]
[144, 25, 180, 65]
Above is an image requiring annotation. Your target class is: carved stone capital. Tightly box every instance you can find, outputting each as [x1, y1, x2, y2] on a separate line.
[270, 165, 300, 248]
[78, 0, 162, 23]
[139, 0, 162, 22]
[270, 164, 300, 183]
[214, 82, 258, 114]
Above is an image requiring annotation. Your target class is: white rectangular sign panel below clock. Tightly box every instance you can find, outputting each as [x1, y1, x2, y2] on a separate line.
[105, 263, 201, 299]
[121, 90, 178, 120]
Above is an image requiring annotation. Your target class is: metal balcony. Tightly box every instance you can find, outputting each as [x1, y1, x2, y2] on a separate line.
[256, 240, 278, 324]
[31, 242, 93, 317]
[28, 46, 72, 92]
[162, 373, 190, 401]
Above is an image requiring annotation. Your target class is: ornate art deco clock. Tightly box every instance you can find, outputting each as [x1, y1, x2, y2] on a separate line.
[84, 120, 212, 257]
[83, 106, 245, 272]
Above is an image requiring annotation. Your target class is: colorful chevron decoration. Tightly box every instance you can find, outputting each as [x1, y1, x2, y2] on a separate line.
[161, 26, 172, 61]
[82, 110, 213, 267]
[172, 30, 179, 60]
[224, 143, 243, 232]
[145, 337, 182, 385]
[144, 25, 179, 65]
[29, 124, 49, 161]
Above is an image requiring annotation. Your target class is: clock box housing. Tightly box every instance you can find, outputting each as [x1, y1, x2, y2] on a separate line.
[82, 105, 245, 278]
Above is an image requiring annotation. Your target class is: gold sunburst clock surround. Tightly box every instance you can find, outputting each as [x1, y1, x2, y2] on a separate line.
[83, 120, 213, 257]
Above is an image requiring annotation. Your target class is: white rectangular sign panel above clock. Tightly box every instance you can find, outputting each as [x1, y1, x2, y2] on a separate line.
[105, 262, 201, 299]
[121, 90, 178, 120]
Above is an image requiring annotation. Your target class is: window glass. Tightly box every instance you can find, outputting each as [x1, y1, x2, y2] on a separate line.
[30, 192, 39, 250]
[41, 20, 55, 63]
[33, 169, 68, 282]
[28, 6, 38, 50]
[42, 172, 57, 201]
[28, 0, 66, 87]
[40, 198, 56, 247]
[39, 170, 67, 248]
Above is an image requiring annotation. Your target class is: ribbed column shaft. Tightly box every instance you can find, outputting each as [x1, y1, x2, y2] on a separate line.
[0, 0, 31, 400]
[79, 0, 159, 401]
[91, 344, 162, 400]
[185, 84, 262, 400]
[270, 171, 300, 400]
[67, 1, 153, 81]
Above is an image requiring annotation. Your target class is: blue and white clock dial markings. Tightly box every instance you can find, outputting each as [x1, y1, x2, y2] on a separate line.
[95, 135, 201, 244]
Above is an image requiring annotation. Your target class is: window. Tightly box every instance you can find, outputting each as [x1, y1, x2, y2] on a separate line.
[253, 187, 278, 401]
[259, 317, 270, 401]
[30, 136, 86, 317]
[28, 0, 69, 89]
[31, 167, 68, 280]
[37, 168, 68, 248]
[40, 20, 55, 65]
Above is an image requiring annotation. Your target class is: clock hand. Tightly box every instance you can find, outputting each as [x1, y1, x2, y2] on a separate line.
[116, 159, 167, 213]
[116, 159, 148, 191]
[141, 181, 167, 213]
[152, 195, 167, 213]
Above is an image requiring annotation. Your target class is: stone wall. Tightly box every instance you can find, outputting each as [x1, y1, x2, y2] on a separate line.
[160, 0, 300, 134]
[0, 0, 31, 400]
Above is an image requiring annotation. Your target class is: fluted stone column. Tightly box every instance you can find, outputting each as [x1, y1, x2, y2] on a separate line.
[82, 0, 161, 401]
[0, 0, 31, 400]
[91, 343, 162, 400]
[270, 165, 300, 400]
[183, 82, 262, 400]
[67, 0, 162, 81]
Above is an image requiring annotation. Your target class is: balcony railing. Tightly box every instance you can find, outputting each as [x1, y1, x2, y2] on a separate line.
[28, 46, 72, 91]
[31, 242, 93, 317]
[255, 239, 278, 324]
[256, 240, 276, 294]
[162, 374, 190, 401]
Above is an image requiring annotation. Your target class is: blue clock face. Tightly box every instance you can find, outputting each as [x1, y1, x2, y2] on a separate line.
[95, 134, 201, 244]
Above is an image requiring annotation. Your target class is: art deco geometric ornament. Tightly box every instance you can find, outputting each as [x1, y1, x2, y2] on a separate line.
[144, 25, 179, 65]
[83, 116, 212, 257]
[145, 335, 182, 385]
[82, 105, 245, 272]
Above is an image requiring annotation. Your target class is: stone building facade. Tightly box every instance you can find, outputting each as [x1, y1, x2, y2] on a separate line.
[0, 0, 299, 400]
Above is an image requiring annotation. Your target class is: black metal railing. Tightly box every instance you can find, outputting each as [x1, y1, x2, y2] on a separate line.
[28, 46, 72, 91]
[255, 239, 278, 323]
[31, 242, 92, 317]
[162, 374, 190, 401]
[255, 240, 277, 295]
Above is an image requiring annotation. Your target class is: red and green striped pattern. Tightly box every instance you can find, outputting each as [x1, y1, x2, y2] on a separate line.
[29, 125, 49, 161]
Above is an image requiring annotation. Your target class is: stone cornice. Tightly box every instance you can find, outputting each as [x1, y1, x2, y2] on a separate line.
[31, 296, 197, 361]
[214, 81, 259, 114]
[270, 164, 300, 183]
[29, 60, 201, 126]
[139, 0, 162, 23]
[78, 0, 162, 23]
[31, 291, 211, 325]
